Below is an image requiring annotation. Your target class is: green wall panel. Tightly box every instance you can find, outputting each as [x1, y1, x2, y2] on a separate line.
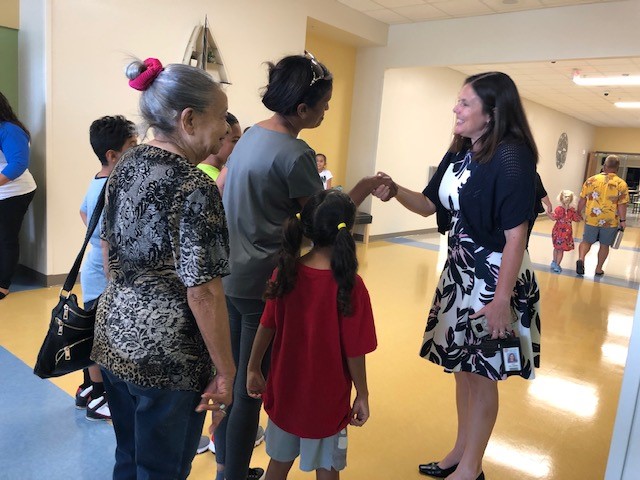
[0, 26, 19, 110]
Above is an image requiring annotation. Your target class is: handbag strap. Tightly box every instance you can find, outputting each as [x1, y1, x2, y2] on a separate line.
[61, 180, 108, 295]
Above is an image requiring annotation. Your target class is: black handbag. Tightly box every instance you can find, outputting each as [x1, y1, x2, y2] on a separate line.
[33, 182, 107, 379]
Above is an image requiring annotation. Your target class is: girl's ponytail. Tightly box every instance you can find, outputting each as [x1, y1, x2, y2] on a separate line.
[331, 222, 358, 315]
[264, 214, 304, 299]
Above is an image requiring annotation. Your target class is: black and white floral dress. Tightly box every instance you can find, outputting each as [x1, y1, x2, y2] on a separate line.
[419, 152, 541, 380]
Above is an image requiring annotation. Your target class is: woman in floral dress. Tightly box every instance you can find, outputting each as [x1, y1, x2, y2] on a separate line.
[375, 72, 541, 480]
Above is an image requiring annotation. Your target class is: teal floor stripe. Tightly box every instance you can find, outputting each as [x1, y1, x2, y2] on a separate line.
[0, 347, 115, 480]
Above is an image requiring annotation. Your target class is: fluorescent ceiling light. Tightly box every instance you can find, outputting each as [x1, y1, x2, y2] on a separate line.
[573, 73, 640, 86]
[615, 102, 640, 109]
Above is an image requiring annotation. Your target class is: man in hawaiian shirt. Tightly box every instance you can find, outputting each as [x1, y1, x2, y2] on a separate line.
[576, 155, 629, 276]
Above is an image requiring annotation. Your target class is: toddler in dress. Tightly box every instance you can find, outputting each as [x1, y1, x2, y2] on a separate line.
[550, 190, 582, 273]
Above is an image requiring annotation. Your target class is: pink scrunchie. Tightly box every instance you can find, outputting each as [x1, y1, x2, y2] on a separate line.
[129, 58, 164, 91]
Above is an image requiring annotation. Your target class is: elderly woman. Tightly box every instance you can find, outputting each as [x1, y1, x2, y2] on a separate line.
[91, 58, 235, 480]
[218, 52, 391, 480]
[376, 72, 541, 480]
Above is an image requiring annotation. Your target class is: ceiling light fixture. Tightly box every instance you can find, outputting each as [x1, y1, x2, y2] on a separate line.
[573, 69, 640, 86]
[615, 102, 640, 109]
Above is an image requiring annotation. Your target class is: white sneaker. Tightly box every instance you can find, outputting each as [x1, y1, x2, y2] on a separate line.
[86, 395, 111, 421]
[196, 435, 209, 454]
[254, 425, 265, 447]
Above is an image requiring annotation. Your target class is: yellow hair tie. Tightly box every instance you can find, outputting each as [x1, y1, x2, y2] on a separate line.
[337, 222, 346, 230]
[296, 213, 301, 220]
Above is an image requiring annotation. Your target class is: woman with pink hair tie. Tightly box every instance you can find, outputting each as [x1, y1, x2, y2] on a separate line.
[91, 57, 236, 479]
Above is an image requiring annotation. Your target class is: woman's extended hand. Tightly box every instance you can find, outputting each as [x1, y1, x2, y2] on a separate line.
[372, 171, 397, 201]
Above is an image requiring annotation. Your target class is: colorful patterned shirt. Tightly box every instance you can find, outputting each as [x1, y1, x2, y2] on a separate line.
[580, 173, 628, 228]
[92, 144, 230, 391]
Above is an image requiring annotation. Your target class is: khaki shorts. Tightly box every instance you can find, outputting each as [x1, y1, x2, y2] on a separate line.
[265, 419, 348, 472]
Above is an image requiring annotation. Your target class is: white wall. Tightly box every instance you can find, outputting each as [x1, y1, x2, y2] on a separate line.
[18, 0, 47, 273]
[606, 286, 640, 479]
[20, 0, 386, 277]
[348, 0, 640, 220]
[368, 65, 595, 237]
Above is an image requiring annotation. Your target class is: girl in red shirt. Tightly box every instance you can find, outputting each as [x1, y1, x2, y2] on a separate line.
[247, 189, 377, 480]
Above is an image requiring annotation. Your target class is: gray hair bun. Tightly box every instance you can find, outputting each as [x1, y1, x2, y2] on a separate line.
[125, 60, 146, 81]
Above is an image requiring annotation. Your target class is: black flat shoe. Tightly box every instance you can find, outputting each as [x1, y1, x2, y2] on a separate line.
[418, 461, 458, 477]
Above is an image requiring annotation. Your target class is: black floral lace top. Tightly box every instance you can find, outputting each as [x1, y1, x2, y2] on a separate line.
[91, 145, 230, 391]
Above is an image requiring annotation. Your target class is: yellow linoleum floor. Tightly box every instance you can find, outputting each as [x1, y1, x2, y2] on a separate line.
[1, 218, 638, 479]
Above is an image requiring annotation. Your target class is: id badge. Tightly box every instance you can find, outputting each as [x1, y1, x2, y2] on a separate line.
[500, 336, 523, 376]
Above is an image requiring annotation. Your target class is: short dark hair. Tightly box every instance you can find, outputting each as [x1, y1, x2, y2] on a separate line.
[262, 55, 332, 116]
[316, 153, 327, 162]
[450, 72, 538, 165]
[89, 115, 137, 166]
[226, 112, 239, 127]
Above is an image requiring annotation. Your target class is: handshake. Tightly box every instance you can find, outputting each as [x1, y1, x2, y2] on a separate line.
[370, 171, 397, 202]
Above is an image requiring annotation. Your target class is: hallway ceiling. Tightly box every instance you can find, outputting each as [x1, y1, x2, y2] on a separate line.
[336, 0, 640, 128]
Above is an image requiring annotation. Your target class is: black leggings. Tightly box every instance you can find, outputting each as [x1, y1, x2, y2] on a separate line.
[214, 296, 270, 480]
[0, 189, 36, 289]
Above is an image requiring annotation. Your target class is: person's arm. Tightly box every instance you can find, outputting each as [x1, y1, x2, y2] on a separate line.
[541, 195, 552, 214]
[618, 203, 628, 230]
[347, 355, 370, 426]
[577, 196, 586, 217]
[326, 177, 332, 189]
[347, 174, 397, 207]
[246, 324, 275, 399]
[470, 222, 528, 338]
[188, 278, 236, 426]
[0, 124, 30, 186]
[215, 166, 228, 196]
[80, 210, 88, 226]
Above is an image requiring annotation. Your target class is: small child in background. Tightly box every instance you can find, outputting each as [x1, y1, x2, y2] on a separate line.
[247, 189, 377, 480]
[76, 115, 137, 420]
[316, 153, 333, 189]
[550, 189, 582, 273]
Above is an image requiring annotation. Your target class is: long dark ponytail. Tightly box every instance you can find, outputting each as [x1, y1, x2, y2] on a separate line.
[264, 190, 358, 315]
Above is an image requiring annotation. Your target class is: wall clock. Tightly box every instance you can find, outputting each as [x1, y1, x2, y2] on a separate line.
[556, 132, 568, 169]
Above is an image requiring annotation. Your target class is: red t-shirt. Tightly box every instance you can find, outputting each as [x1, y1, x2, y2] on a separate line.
[260, 264, 377, 439]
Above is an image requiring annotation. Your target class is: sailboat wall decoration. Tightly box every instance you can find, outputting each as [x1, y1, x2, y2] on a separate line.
[183, 16, 230, 84]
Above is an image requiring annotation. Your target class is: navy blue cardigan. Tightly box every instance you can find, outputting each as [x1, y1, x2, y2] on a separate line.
[422, 143, 536, 252]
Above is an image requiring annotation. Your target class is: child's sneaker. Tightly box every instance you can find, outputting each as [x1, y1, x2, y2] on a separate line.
[86, 394, 111, 421]
[550, 261, 561, 273]
[196, 435, 210, 454]
[208, 434, 216, 454]
[254, 425, 265, 447]
[75, 385, 93, 409]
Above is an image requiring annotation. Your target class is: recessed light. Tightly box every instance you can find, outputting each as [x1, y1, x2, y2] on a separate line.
[615, 102, 640, 109]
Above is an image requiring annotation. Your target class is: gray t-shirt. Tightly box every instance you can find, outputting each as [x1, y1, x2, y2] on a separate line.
[222, 125, 323, 299]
